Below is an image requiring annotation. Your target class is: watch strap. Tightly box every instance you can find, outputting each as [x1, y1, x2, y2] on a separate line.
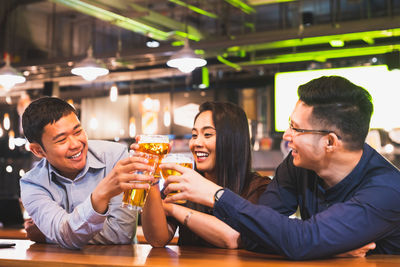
[214, 188, 225, 202]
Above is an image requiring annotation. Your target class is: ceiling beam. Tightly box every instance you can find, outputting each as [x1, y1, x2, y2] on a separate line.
[247, 0, 297, 6]
[126, 1, 205, 41]
[10, 14, 400, 86]
[11, 67, 183, 93]
[48, 0, 202, 41]
[224, 0, 255, 14]
[168, 0, 218, 19]
[239, 44, 400, 65]
[194, 15, 400, 52]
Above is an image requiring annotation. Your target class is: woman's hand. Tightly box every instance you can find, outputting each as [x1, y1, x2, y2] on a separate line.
[161, 163, 222, 207]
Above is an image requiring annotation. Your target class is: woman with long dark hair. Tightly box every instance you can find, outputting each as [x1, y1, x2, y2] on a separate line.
[140, 101, 271, 248]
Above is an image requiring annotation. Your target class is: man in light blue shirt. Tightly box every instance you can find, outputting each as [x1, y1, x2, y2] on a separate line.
[20, 97, 153, 249]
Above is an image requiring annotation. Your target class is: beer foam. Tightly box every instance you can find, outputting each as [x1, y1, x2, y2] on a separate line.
[162, 154, 192, 164]
[138, 135, 169, 144]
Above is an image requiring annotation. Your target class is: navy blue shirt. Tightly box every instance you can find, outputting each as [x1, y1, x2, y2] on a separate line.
[213, 144, 400, 260]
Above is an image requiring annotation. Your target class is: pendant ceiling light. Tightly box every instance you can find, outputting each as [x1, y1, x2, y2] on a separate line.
[71, 46, 109, 81]
[0, 54, 26, 91]
[167, 39, 207, 73]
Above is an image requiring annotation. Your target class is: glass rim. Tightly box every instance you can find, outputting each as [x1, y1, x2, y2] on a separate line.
[137, 134, 169, 143]
[162, 153, 193, 163]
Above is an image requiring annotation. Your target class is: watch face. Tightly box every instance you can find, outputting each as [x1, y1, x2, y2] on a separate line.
[215, 189, 225, 201]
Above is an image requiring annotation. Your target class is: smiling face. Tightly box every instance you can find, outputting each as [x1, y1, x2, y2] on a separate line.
[282, 100, 327, 170]
[30, 112, 88, 179]
[189, 110, 217, 181]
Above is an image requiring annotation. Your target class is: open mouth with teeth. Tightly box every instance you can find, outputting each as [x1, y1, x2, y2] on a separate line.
[68, 151, 82, 159]
[290, 146, 297, 154]
[195, 152, 209, 162]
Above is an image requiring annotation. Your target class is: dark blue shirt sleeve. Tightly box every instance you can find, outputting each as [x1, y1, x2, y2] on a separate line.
[213, 185, 400, 260]
[257, 155, 299, 216]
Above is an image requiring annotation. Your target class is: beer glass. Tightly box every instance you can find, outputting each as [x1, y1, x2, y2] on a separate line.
[161, 153, 194, 204]
[121, 150, 159, 211]
[137, 135, 170, 181]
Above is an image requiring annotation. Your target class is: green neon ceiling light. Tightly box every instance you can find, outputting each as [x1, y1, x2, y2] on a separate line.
[172, 41, 185, 46]
[194, 49, 205, 55]
[248, 0, 297, 6]
[240, 45, 400, 65]
[329, 39, 344, 47]
[363, 37, 375, 45]
[201, 67, 209, 88]
[128, 2, 204, 41]
[217, 55, 242, 71]
[232, 29, 400, 52]
[168, 0, 218, 19]
[225, 0, 255, 14]
[50, 0, 172, 41]
[174, 31, 201, 42]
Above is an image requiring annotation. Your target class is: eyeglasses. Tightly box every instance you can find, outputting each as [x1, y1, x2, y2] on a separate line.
[288, 121, 342, 140]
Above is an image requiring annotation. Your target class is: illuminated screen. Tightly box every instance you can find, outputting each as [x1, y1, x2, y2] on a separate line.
[274, 65, 400, 132]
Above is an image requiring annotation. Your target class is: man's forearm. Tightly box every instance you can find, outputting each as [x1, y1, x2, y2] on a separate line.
[29, 196, 107, 249]
[90, 194, 137, 245]
[213, 189, 381, 260]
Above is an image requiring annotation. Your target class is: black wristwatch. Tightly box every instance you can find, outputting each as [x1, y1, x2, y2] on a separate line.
[214, 188, 225, 203]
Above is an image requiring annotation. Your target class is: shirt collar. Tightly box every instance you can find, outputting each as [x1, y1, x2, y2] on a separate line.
[48, 148, 106, 182]
[324, 143, 371, 199]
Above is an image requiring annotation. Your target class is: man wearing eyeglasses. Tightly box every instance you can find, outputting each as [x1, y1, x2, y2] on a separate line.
[164, 76, 400, 259]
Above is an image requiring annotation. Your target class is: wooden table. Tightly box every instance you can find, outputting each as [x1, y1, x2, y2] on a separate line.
[0, 239, 400, 267]
[136, 226, 178, 245]
[0, 228, 26, 239]
[0, 226, 177, 244]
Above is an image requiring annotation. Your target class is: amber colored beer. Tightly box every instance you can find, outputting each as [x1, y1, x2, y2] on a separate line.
[161, 154, 193, 204]
[122, 188, 148, 210]
[121, 150, 159, 211]
[138, 138, 170, 179]
[161, 162, 193, 178]
[138, 142, 170, 156]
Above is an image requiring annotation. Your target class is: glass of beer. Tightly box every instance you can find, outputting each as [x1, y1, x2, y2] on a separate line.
[121, 150, 159, 211]
[161, 153, 194, 204]
[137, 135, 170, 181]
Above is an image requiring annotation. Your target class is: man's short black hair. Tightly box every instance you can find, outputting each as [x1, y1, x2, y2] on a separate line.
[22, 97, 77, 146]
[298, 76, 373, 150]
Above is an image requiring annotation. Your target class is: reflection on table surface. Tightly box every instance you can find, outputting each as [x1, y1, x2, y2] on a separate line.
[0, 225, 178, 244]
[0, 225, 177, 244]
[1, 239, 400, 267]
[0, 227, 27, 239]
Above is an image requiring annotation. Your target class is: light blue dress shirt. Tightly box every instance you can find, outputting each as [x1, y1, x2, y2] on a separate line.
[20, 140, 138, 249]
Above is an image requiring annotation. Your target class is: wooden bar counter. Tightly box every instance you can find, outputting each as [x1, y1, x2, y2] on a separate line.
[0, 228, 26, 239]
[0, 239, 400, 267]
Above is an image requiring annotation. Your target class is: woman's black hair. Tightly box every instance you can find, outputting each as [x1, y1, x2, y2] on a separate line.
[194, 101, 252, 195]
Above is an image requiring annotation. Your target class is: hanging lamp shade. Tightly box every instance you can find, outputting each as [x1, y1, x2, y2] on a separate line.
[167, 39, 206, 73]
[71, 46, 109, 81]
[0, 54, 26, 91]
